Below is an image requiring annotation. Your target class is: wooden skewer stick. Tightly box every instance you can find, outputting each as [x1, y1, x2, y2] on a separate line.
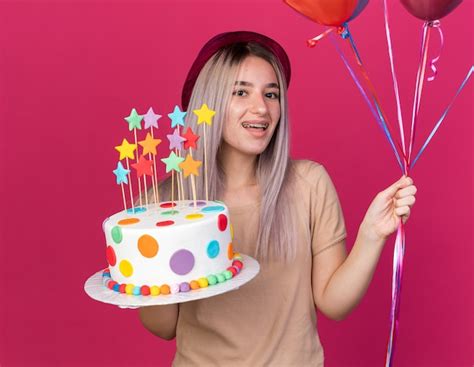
[133, 128, 143, 207]
[121, 182, 127, 212]
[125, 158, 135, 213]
[189, 148, 198, 209]
[177, 126, 185, 201]
[203, 126, 209, 201]
[171, 170, 175, 208]
[176, 156, 182, 201]
[150, 128, 160, 203]
[143, 173, 148, 206]
[149, 153, 157, 204]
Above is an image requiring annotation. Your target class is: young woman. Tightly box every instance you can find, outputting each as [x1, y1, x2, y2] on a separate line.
[139, 31, 417, 366]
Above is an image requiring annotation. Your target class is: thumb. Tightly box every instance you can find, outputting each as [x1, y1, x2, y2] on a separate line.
[380, 175, 409, 199]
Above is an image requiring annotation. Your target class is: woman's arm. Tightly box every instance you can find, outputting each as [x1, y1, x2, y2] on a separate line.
[138, 304, 179, 340]
[312, 176, 416, 321]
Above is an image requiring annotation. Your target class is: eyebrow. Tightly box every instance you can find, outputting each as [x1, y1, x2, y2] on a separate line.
[235, 81, 280, 89]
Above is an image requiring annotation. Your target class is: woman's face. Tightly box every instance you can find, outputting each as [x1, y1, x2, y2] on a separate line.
[222, 55, 281, 157]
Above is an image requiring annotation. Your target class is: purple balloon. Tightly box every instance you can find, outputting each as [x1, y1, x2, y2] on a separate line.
[348, 0, 369, 21]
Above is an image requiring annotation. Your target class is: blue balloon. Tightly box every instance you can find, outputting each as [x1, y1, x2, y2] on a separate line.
[348, 0, 369, 21]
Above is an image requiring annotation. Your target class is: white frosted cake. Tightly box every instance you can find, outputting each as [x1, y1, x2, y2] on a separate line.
[102, 200, 243, 296]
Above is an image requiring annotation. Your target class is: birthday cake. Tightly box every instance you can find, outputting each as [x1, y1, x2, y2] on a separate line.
[95, 105, 246, 298]
[102, 200, 243, 296]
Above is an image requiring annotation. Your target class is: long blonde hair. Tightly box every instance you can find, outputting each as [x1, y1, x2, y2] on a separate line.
[161, 42, 295, 262]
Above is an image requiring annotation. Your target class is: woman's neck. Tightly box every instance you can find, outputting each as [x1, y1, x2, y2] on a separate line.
[219, 142, 258, 190]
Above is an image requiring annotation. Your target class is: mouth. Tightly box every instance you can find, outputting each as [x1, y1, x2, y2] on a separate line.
[241, 122, 269, 131]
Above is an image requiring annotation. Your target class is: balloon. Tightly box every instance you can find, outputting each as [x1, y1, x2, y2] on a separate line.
[400, 0, 462, 21]
[284, 0, 358, 26]
[348, 0, 369, 22]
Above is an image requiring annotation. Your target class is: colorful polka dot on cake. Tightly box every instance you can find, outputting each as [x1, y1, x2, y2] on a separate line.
[218, 214, 228, 231]
[119, 260, 133, 277]
[227, 243, 234, 260]
[170, 249, 195, 275]
[156, 220, 175, 227]
[202, 205, 225, 213]
[126, 207, 146, 214]
[118, 218, 140, 225]
[162, 210, 179, 216]
[111, 226, 123, 243]
[189, 201, 207, 207]
[207, 240, 220, 258]
[186, 213, 204, 220]
[106, 246, 116, 266]
[138, 234, 159, 258]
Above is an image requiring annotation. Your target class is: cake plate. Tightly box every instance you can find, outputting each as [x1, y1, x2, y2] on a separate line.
[84, 254, 260, 308]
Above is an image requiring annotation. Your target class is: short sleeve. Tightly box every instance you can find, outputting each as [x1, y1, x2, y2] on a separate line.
[307, 163, 347, 256]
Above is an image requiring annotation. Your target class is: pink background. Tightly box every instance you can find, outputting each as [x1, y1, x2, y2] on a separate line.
[1, 1, 472, 366]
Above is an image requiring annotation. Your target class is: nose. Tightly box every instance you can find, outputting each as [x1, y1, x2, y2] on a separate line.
[250, 93, 268, 116]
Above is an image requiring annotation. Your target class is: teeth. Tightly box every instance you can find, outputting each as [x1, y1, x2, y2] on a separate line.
[242, 122, 269, 130]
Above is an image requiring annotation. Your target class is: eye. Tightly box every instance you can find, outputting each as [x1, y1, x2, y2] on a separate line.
[232, 89, 248, 97]
[265, 92, 280, 99]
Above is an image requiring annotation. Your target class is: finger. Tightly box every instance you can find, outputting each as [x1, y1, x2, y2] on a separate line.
[402, 213, 410, 224]
[382, 176, 414, 199]
[395, 185, 417, 199]
[395, 195, 416, 208]
[395, 206, 410, 217]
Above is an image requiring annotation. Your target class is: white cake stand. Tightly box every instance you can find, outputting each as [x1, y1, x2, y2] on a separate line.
[84, 254, 260, 308]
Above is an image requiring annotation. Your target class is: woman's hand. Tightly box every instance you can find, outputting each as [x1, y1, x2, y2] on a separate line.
[360, 176, 417, 242]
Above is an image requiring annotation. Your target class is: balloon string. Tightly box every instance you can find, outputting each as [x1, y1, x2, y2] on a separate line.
[408, 22, 431, 166]
[411, 66, 473, 168]
[427, 21, 444, 82]
[385, 223, 405, 367]
[329, 34, 404, 171]
[382, 0, 408, 174]
[307, 27, 338, 48]
[381, 1, 409, 365]
[340, 25, 407, 170]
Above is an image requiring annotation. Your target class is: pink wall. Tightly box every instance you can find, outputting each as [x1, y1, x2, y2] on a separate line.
[1, 1, 472, 366]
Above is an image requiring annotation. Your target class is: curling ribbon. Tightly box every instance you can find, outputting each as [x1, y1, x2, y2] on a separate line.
[409, 20, 443, 165]
[408, 21, 432, 165]
[427, 21, 444, 82]
[411, 66, 473, 169]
